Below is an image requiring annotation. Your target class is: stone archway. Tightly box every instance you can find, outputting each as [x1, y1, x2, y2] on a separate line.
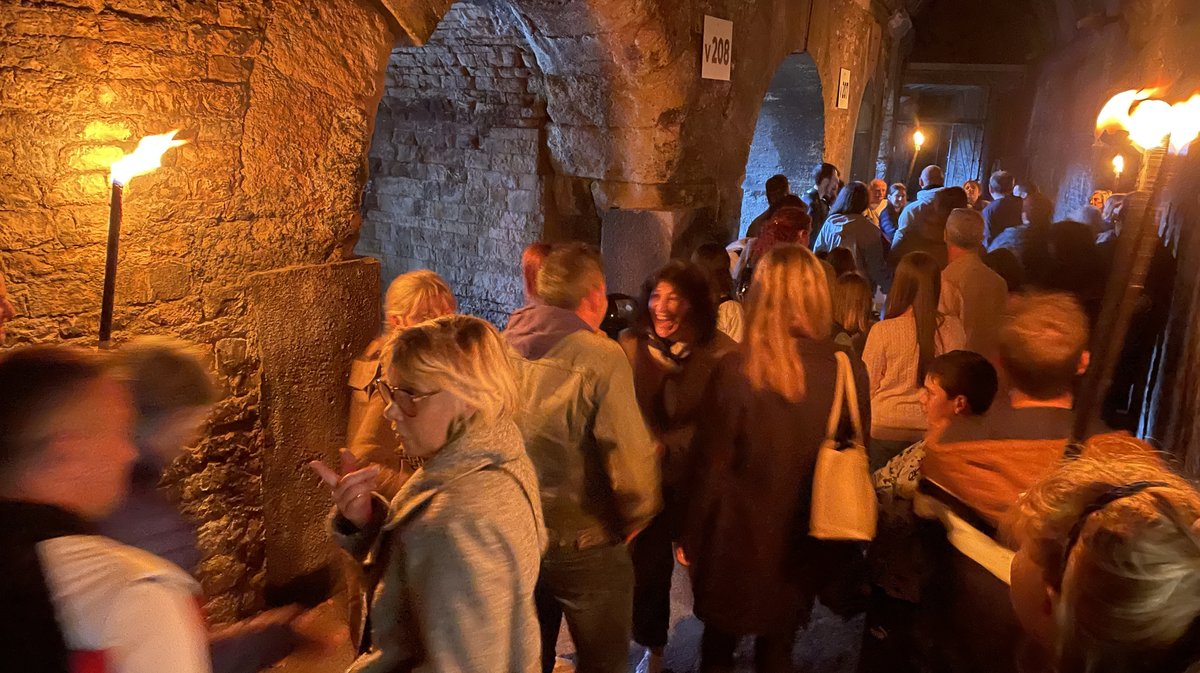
[738, 53, 826, 237]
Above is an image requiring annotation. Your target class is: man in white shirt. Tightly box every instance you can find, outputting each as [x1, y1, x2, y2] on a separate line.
[940, 208, 1009, 356]
[866, 178, 889, 228]
[0, 346, 211, 673]
[940, 207, 1008, 357]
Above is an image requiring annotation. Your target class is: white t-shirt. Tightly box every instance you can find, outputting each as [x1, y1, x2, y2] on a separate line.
[717, 299, 745, 343]
[38, 534, 211, 673]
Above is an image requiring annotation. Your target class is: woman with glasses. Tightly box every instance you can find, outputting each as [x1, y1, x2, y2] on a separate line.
[313, 315, 547, 673]
[347, 270, 457, 498]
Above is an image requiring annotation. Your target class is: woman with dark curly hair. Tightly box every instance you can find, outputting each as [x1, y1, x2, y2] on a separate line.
[619, 261, 736, 673]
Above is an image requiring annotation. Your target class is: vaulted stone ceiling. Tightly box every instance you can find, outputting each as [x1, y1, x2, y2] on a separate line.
[907, 0, 1121, 64]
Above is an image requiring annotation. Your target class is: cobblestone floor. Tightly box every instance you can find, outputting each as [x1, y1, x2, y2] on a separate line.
[271, 563, 864, 673]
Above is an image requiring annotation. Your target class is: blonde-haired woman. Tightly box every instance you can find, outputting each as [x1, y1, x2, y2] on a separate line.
[681, 244, 871, 673]
[314, 315, 546, 673]
[348, 270, 457, 496]
[1009, 444, 1200, 673]
[831, 272, 875, 359]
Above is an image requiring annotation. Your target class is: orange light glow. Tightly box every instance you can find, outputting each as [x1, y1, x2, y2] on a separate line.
[1168, 95, 1200, 154]
[1112, 154, 1125, 179]
[1096, 89, 1156, 136]
[1096, 89, 1200, 154]
[913, 129, 926, 149]
[109, 130, 187, 187]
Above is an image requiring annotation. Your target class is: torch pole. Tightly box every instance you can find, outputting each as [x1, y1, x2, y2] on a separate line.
[99, 182, 123, 345]
[1071, 146, 1171, 444]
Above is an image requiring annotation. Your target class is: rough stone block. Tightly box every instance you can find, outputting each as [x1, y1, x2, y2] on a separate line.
[215, 337, 250, 375]
[248, 258, 379, 604]
[207, 55, 252, 82]
[0, 174, 46, 209]
[46, 173, 109, 207]
[151, 263, 192, 300]
[506, 189, 538, 213]
[600, 210, 690, 296]
[81, 120, 134, 142]
[0, 210, 57, 249]
[62, 143, 125, 172]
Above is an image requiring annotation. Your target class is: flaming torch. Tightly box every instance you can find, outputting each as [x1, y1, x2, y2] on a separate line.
[908, 128, 928, 183]
[1072, 91, 1200, 443]
[99, 130, 186, 345]
[1112, 154, 1125, 183]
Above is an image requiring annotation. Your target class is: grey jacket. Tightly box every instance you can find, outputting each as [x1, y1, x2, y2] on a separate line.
[505, 304, 662, 549]
[813, 212, 891, 291]
[893, 186, 944, 250]
[332, 419, 547, 673]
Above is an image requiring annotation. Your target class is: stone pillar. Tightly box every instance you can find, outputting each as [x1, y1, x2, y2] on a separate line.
[600, 209, 701, 296]
[247, 258, 380, 604]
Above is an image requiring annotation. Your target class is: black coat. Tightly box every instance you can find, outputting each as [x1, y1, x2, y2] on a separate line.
[621, 331, 738, 496]
[681, 339, 870, 635]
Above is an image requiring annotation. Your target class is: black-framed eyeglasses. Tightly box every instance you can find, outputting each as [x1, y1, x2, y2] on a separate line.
[375, 378, 439, 417]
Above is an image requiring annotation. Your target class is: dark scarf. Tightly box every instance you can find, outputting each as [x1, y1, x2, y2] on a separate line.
[644, 331, 692, 374]
[0, 501, 94, 673]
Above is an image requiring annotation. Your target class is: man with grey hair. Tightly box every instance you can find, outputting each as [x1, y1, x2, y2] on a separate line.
[504, 243, 661, 673]
[866, 178, 889, 228]
[941, 208, 1009, 355]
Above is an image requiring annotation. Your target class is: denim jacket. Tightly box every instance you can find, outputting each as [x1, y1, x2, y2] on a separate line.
[505, 305, 662, 549]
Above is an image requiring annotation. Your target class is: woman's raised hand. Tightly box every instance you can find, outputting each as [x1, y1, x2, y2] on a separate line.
[310, 449, 381, 529]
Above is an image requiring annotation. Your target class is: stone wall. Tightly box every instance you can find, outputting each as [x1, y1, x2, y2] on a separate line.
[357, 2, 547, 326]
[1022, 1, 1200, 219]
[1017, 0, 1200, 465]
[0, 0, 397, 620]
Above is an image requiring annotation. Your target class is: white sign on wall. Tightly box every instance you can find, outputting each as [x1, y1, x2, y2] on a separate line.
[702, 16, 733, 81]
[837, 68, 852, 110]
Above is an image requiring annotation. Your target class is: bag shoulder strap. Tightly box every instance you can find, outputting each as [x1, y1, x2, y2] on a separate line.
[824, 351, 848, 440]
[835, 350, 866, 444]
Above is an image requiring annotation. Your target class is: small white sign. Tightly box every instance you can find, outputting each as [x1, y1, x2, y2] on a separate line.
[837, 68, 852, 109]
[702, 16, 733, 81]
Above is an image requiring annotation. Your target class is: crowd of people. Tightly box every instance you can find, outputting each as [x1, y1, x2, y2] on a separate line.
[0, 158, 1196, 673]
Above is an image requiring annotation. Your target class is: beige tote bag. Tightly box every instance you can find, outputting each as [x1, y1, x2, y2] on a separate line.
[809, 350, 878, 541]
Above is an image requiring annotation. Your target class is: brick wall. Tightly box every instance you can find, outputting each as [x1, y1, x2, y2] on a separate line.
[357, 2, 547, 326]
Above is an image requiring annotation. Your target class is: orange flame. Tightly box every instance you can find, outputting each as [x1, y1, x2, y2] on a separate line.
[109, 130, 187, 186]
[1112, 154, 1125, 178]
[1096, 89, 1155, 136]
[913, 129, 926, 148]
[1168, 94, 1200, 154]
[1097, 89, 1200, 154]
